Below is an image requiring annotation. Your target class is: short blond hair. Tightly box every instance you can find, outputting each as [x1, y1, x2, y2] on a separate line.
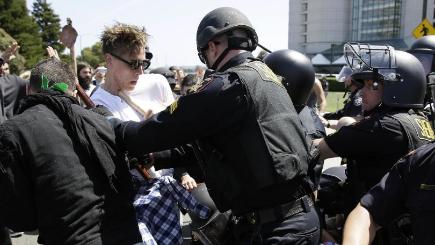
[101, 22, 149, 55]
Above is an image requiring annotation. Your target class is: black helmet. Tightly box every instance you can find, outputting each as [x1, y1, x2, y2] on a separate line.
[411, 35, 435, 50]
[407, 36, 435, 75]
[196, 7, 258, 67]
[264, 49, 315, 112]
[346, 43, 426, 109]
[149, 67, 176, 85]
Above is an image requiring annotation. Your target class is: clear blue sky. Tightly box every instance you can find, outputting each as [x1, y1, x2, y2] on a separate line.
[26, 0, 289, 68]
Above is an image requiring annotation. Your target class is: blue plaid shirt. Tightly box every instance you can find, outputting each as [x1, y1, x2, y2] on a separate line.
[132, 173, 210, 244]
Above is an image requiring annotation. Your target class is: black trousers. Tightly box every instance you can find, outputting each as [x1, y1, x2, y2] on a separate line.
[228, 203, 320, 244]
[0, 224, 11, 245]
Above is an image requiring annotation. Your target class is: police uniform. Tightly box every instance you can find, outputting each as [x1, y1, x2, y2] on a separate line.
[360, 141, 435, 245]
[115, 52, 320, 243]
[323, 89, 363, 120]
[299, 106, 326, 188]
[325, 105, 434, 210]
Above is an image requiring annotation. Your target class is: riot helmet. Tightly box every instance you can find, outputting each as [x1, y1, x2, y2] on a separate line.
[345, 43, 426, 109]
[408, 36, 435, 118]
[264, 49, 315, 112]
[407, 35, 435, 75]
[196, 7, 258, 70]
[336, 65, 357, 92]
[336, 66, 352, 83]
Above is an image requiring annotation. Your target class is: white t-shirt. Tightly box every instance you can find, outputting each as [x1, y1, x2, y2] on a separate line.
[91, 74, 175, 122]
[91, 73, 175, 177]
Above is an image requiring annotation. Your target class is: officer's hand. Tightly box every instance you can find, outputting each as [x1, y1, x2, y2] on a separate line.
[107, 116, 122, 129]
[90, 105, 113, 117]
[181, 174, 197, 191]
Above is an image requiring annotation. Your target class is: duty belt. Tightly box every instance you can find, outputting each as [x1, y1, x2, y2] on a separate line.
[237, 195, 314, 225]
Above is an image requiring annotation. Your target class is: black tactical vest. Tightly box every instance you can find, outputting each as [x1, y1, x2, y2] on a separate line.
[200, 60, 313, 213]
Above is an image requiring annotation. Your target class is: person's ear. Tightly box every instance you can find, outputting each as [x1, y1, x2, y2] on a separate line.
[208, 41, 218, 57]
[104, 53, 112, 67]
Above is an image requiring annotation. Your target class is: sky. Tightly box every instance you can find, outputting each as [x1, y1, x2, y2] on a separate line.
[26, 0, 289, 68]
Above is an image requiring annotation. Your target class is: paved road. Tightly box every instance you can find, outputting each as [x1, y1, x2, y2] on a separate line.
[11, 214, 194, 245]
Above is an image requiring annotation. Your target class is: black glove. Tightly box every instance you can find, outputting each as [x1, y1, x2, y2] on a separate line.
[90, 105, 113, 117]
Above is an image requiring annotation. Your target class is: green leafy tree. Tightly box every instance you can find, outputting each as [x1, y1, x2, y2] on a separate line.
[78, 42, 104, 68]
[32, 0, 63, 54]
[0, 0, 44, 68]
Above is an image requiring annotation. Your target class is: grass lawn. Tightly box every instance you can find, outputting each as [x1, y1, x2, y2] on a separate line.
[325, 91, 347, 113]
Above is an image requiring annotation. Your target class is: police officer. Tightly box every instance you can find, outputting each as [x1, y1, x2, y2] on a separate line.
[322, 66, 363, 122]
[342, 141, 435, 245]
[314, 44, 434, 212]
[407, 35, 435, 128]
[264, 49, 326, 188]
[314, 45, 435, 244]
[112, 7, 320, 244]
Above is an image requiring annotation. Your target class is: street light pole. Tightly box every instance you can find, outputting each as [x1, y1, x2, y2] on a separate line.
[423, 0, 427, 20]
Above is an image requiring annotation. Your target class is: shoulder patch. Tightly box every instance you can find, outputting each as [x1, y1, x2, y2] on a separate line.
[353, 96, 362, 106]
[246, 61, 283, 86]
[169, 100, 178, 114]
[188, 76, 214, 94]
[414, 118, 435, 141]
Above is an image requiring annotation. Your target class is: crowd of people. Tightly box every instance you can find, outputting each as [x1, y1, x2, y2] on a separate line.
[0, 6, 434, 245]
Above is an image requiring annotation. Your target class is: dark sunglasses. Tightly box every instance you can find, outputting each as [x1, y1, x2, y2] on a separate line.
[110, 52, 151, 71]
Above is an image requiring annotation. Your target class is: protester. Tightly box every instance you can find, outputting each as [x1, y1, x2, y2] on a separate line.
[0, 57, 142, 245]
[0, 42, 28, 124]
[77, 62, 96, 96]
[307, 77, 327, 113]
[91, 22, 208, 244]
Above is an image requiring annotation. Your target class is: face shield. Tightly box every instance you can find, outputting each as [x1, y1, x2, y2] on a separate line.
[344, 43, 399, 86]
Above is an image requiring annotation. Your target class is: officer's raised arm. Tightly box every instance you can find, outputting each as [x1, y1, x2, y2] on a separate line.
[114, 72, 248, 157]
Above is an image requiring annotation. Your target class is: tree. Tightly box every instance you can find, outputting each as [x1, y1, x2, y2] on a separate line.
[78, 42, 105, 68]
[32, 0, 63, 54]
[0, 0, 44, 68]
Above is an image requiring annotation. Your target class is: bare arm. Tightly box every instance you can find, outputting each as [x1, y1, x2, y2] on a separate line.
[313, 138, 338, 161]
[1, 41, 19, 62]
[342, 203, 380, 245]
[313, 79, 327, 113]
[46, 46, 60, 60]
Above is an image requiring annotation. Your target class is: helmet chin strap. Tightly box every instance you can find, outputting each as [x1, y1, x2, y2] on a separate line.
[208, 36, 259, 71]
[210, 48, 231, 71]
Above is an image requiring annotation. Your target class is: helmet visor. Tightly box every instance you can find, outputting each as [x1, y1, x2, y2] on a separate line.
[344, 43, 397, 71]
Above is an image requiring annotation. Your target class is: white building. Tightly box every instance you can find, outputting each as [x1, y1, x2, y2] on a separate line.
[288, 0, 435, 57]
